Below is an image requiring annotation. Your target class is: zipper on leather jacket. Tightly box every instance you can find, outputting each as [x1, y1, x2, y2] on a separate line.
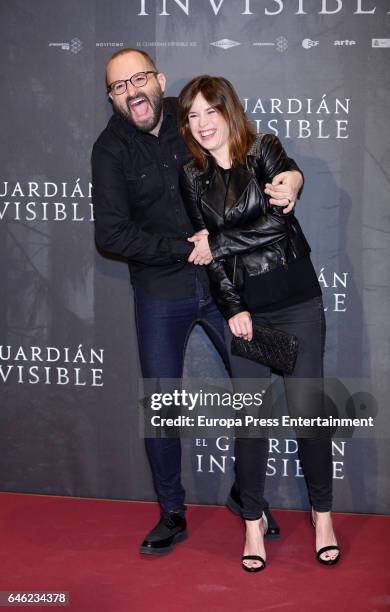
[232, 255, 237, 285]
[276, 242, 288, 270]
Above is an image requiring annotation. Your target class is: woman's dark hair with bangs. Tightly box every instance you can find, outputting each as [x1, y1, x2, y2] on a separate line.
[178, 75, 256, 170]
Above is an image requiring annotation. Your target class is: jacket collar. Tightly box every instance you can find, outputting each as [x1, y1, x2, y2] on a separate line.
[198, 155, 254, 217]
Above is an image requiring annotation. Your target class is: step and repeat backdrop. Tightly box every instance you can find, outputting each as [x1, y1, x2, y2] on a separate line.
[1, 1, 389, 513]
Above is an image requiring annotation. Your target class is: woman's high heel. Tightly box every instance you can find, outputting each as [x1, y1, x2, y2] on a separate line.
[241, 512, 268, 573]
[311, 509, 340, 566]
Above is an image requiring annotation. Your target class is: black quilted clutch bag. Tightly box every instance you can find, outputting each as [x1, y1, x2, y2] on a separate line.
[231, 323, 299, 375]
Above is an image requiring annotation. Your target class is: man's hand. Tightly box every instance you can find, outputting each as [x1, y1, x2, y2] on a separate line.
[264, 170, 303, 214]
[228, 311, 253, 341]
[188, 230, 213, 265]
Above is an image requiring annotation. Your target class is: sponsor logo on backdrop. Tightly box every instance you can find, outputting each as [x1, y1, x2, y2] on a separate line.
[372, 38, 390, 47]
[0, 345, 104, 387]
[48, 38, 82, 54]
[0, 179, 93, 222]
[275, 36, 288, 52]
[334, 40, 356, 46]
[302, 38, 319, 49]
[210, 39, 241, 49]
[136, 41, 197, 47]
[243, 94, 350, 139]
[96, 42, 124, 48]
[195, 437, 346, 479]
[137, 1, 388, 17]
[254, 36, 288, 52]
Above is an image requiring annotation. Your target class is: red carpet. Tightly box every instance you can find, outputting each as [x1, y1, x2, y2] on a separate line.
[0, 493, 389, 611]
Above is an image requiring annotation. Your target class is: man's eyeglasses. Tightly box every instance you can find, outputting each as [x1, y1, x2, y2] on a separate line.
[107, 71, 158, 95]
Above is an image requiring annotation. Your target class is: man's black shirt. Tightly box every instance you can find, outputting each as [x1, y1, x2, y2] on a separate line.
[92, 97, 207, 298]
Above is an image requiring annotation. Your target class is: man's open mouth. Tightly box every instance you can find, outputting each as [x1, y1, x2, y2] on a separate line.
[129, 96, 150, 118]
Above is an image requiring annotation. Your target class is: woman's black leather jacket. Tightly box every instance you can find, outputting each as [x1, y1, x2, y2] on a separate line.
[179, 134, 311, 320]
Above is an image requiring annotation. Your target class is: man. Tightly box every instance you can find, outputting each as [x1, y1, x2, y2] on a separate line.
[92, 49, 303, 555]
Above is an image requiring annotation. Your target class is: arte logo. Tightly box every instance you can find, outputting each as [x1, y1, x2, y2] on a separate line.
[210, 39, 240, 49]
[302, 38, 319, 49]
[243, 94, 351, 140]
[0, 179, 94, 223]
[0, 344, 104, 387]
[334, 40, 356, 46]
[195, 437, 346, 479]
[48, 38, 83, 54]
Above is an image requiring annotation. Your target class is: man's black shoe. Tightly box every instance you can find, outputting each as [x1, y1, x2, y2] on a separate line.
[140, 512, 188, 555]
[226, 485, 281, 540]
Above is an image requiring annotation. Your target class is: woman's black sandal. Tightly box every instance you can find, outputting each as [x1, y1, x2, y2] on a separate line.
[315, 545, 341, 565]
[241, 554, 266, 573]
[241, 513, 268, 573]
[311, 510, 340, 566]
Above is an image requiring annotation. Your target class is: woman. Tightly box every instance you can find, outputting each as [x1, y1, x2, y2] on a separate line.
[178, 76, 340, 572]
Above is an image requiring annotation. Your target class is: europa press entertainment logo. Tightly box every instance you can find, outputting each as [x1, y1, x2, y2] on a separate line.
[48, 38, 83, 54]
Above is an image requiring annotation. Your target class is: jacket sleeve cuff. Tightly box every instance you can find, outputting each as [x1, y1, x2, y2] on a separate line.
[208, 233, 225, 260]
[219, 300, 248, 321]
[170, 239, 193, 262]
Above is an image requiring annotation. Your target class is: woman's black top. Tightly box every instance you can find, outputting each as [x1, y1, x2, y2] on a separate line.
[218, 166, 321, 312]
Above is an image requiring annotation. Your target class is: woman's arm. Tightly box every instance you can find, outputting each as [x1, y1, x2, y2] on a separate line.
[206, 259, 247, 320]
[179, 164, 251, 326]
[208, 207, 290, 260]
[207, 259, 253, 338]
[179, 165, 207, 232]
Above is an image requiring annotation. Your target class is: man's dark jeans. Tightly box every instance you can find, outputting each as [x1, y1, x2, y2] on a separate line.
[134, 278, 227, 515]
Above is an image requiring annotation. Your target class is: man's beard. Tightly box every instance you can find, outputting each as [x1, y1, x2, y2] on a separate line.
[113, 87, 164, 133]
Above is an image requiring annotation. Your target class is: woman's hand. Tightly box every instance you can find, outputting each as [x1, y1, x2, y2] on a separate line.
[264, 170, 303, 213]
[228, 311, 253, 341]
[187, 230, 213, 265]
